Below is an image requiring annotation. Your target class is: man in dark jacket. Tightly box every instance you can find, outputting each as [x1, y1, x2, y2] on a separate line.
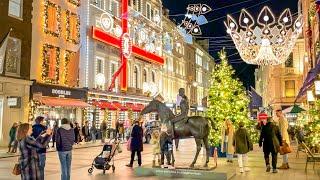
[126, 120, 143, 167]
[81, 121, 90, 142]
[259, 118, 282, 173]
[56, 118, 75, 180]
[31, 116, 48, 178]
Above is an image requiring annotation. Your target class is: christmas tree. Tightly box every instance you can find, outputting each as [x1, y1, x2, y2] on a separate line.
[305, 100, 320, 149]
[206, 49, 251, 146]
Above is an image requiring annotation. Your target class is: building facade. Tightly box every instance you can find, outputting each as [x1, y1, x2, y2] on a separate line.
[0, 0, 33, 146]
[255, 39, 305, 109]
[30, 0, 87, 128]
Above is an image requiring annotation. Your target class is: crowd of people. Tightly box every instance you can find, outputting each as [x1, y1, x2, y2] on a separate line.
[222, 108, 291, 173]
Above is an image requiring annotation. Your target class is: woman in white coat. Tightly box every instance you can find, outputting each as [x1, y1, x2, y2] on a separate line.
[221, 119, 235, 163]
[276, 109, 290, 169]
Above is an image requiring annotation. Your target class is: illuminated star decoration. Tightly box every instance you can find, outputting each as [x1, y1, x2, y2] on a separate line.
[178, 4, 212, 44]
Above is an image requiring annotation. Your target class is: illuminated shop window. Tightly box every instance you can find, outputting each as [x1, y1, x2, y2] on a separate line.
[42, 44, 60, 84]
[66, 11, 80, 44]
[44, 0, 61, 37]
[285, 80, 295, 97]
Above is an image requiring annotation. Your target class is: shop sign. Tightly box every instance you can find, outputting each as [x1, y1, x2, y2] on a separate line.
[31, 83, 87, 100]
[7, 96, 21, 108]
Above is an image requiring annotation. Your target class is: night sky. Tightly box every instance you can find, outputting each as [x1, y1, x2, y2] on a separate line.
[162, 0, 299, 88]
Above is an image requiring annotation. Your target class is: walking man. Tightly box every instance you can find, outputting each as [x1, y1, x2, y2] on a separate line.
[56, 118, 75, 180]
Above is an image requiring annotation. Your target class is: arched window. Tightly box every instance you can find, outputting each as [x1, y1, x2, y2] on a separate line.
[134, 66, 139, 88]
[143, 69, 147, 82]
[152, 71, 155, 82]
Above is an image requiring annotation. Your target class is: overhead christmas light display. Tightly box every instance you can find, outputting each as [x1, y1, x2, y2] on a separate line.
[225, 6, 303, 66]
[178, 4, 212, 44]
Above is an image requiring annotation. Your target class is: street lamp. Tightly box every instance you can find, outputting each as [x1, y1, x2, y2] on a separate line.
[95, 73, 105, 89]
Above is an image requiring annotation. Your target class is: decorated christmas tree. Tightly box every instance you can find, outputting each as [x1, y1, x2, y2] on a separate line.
[305, 100, 320, 149]
[206, 49, 252, 146]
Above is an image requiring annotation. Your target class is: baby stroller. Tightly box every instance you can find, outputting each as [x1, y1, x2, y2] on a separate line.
[88, 139, 122, 174]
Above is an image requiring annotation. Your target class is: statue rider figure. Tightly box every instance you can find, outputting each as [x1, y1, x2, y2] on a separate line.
[169, 88, 189, 138]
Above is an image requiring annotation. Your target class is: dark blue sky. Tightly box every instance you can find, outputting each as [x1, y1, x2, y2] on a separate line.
[162, 0, 299, 88]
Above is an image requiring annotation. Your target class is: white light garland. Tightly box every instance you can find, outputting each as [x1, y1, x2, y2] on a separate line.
[225, 6, 303, 66]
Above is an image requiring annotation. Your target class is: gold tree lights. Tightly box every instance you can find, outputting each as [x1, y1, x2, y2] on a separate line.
[206, 50, 253, 146]
[225, 6, 303, 66]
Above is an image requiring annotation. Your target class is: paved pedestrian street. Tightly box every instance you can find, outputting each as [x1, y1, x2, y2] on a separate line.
[0, 139, 319, 180]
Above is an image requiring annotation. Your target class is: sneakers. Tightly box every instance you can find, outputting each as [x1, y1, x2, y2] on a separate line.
[266, 165, 271, 172]
[240, 168, 244, 173]
[272, 169, 278, 173]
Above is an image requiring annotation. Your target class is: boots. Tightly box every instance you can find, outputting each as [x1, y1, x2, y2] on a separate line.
[278, 163, 289, 169]
[152, 160, 156, 167]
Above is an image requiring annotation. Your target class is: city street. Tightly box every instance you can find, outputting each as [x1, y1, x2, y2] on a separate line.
[0, 139, 319, 180]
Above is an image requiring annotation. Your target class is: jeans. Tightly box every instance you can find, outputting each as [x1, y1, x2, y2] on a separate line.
[38, 153, 46, 179]
[283, 154, 289, 163]
[130, 150, 141, 165]
[237, 154, 248, 168]
[264, 151, 277, 169]
[58, 151, 72, 180]
[91, 133, 96, 142]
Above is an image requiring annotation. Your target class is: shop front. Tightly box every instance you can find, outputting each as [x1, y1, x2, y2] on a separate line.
[30, 82, 89, 128]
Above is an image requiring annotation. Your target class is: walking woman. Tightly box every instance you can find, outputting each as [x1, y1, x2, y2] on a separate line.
[8, 122, 18, 153]
[221, 119, 235, 162]
[17, 123, 52, 180]
[126, 119, 143, 167]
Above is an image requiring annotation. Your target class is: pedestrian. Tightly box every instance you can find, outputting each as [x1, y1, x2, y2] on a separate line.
[81, 121, 90, 142]
[31, 116, 48, 178]
[56, 118, 75, 180]
[259, 117, 282, 173]
[74, 122, 81, 144]
[17, 123, 52, 180]
[115, 120, 120, 139]
[221, 119, 235, 163]
[100, 120, 107, 143]
[150, 130, 161, 167]
[8, 122, 18, 153]
[275, 109, 291, 169]
[51, 122, 58, 148]
[233, 121, 252, 173]
[119, 122, 125, 141]
[160, 125, 174, 168]
[126, 119, 143, 167]
[90, 125, 97, 143]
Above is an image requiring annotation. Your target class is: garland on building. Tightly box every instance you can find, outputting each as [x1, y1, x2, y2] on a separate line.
[44, 0, 61, 37]
[206, 49, 252, 146]
[64, 50, 74, 85]
[68, 0, 80, 7]
[66, 10, 80, 44]
[28, 100, 42, 122]
[42, 44, 60, 84]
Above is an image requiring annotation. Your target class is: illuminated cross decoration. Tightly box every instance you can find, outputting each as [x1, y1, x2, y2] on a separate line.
[92, 0, 164, 92]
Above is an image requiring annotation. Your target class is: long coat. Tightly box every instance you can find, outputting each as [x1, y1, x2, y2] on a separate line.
[233, 127, 251, 154]
[221, 124, 234, 154]
[19, 135, 51, 180]
[278, 116, 290, 145]
[130, 124, 143, 152]
[259, 122, 282, 153]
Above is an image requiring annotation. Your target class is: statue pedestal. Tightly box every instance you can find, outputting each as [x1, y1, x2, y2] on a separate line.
[134, 163, 236, 180]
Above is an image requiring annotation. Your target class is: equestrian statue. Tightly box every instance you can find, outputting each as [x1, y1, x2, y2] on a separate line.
[139, 87, 210, 168]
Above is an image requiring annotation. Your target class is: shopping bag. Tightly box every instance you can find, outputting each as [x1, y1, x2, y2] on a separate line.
[280, 141, 292, 155]
[126, 137, 132, 151]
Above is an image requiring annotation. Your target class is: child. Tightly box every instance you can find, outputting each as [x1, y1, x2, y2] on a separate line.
[233, 121, 252, 173]
[150, 130, 161, 167]
[160, 125, 175, 168]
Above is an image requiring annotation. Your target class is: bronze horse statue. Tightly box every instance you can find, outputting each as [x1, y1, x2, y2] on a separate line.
[140, 99, 210, 167]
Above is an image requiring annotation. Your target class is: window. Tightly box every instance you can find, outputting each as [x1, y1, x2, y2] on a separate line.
[136, 0, 141, 12]
[285, 80, 295, 97]
[8, 0, 22, 18]
[152, 71, 155, 82]
[134, 66, 139, 88]
[110, 0, 119, 17]
[146, 3, 151, 19]
[167, 57, 173, 72]
[66, 11, 80, 44]
[153, 9, 159, 23]
[143, 69, 147, 82]
[196, 70, 202, 83]
[42, 44, 60, 83]
[285, 53, 293, 67]
[96, 57, 103, 74]
[5, 37, 21, 75]
[44, 1, 61, 37]
[94, 0, 103, 9]
[204, 61, 209, 70]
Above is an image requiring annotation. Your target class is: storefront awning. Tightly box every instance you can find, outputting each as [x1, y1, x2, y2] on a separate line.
[112, 101, 128, 111]
[126, 103, 145, 112]
[40, 97, 90, 108]
[92, 101, 118, 110]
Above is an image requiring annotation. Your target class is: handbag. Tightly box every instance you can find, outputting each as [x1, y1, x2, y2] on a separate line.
[12, 163, 21, 175]
[280, 141, 292, 155]
[126, 137, 132, 151]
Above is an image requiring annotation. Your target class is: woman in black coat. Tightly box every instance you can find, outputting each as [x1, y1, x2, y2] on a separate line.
[126, 120, 143, 167]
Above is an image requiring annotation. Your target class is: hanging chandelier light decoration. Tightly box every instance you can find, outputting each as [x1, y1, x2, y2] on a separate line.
[225, 6, 303, 66]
